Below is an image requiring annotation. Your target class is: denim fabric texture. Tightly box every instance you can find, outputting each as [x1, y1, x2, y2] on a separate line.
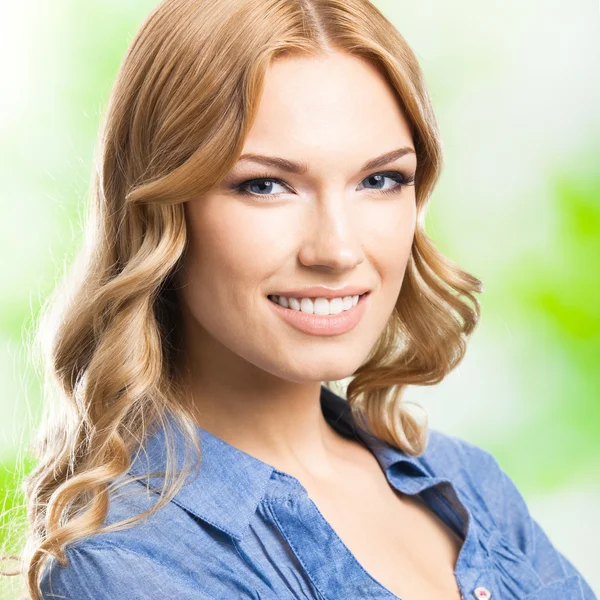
[40, 386, 597, 599]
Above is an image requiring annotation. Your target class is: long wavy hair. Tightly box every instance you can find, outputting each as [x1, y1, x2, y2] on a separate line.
[1, 0, 482, 597]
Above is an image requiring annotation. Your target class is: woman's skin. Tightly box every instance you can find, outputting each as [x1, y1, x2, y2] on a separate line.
[177, 50, 418, 486]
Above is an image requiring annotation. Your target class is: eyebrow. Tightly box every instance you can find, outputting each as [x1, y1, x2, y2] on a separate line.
[236, 146, 416, 175]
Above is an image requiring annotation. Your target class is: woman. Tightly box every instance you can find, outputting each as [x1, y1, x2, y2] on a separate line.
[5, 0, 595, 598]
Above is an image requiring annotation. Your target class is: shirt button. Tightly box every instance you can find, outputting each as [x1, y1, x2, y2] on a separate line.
[473, 587, 492, 599]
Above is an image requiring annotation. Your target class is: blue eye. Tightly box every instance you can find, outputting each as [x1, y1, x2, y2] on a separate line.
[357, 171, 415, 195]
[234, 178, 288, 196]
[230, 170, 415, 198]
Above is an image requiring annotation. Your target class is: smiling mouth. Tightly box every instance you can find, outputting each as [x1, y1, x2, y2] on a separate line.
[266, 290, 370, 336]
[267, 291, 369, 311]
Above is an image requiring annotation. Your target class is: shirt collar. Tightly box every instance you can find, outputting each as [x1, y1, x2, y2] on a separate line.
[127, 385, 430, 541]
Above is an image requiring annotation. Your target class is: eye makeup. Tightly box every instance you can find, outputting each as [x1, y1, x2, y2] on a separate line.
[228, 170, 416, 198]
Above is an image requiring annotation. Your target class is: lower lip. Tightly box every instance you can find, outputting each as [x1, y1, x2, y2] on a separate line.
[267, 293, 370, 336]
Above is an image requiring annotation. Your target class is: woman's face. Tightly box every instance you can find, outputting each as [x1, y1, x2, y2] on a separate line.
[178, 51, 417, 385]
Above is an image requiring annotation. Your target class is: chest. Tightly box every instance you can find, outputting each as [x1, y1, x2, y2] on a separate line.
[304, 468, 465, 600]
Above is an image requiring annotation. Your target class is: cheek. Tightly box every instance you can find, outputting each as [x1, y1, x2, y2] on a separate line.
[363, 196, 416, 268]
[359, 199, 415, 321]
[181, 198, 285, 305]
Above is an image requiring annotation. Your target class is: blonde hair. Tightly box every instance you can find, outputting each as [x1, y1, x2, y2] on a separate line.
[1, 0, 482, 597]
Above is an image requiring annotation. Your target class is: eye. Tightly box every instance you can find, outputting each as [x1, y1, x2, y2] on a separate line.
[231, 176, 289, 197]
[357, 171, 415, 196]
[230, 170, 415, 198]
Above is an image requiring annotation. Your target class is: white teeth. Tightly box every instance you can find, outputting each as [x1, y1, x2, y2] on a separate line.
[268, 294, 362, 315]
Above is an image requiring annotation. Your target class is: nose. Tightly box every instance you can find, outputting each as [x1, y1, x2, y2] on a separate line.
[297, 197, 365, 272]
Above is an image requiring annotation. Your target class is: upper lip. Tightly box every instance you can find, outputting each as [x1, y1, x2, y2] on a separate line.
[269, 285, 371, 299]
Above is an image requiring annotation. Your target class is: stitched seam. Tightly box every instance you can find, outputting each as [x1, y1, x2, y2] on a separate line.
[428, 485, 472, 585]
[265, 498, 329, 600]
[271, 496, 401, 599]
[128, 477, 241, 540]
[231, 536, 280, 600]
[431, 485, 465, 535]
[67, 539, 197, 584]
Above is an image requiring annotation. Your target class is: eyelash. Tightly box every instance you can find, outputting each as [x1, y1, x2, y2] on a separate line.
[230, 170, 416, 198]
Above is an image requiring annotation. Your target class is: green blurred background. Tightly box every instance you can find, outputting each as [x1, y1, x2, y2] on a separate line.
[1, 0, 599, 597]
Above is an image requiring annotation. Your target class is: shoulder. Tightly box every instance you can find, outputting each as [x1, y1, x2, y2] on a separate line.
[39, 474, 277, 600]
[418, 428, 522, 529]
[39, 479, 212, 600]
[421, 427, 506, 484]
[418, 429, 597, 597]
[39, 539, 209, 600]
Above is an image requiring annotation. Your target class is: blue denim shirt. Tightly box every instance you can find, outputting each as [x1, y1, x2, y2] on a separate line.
[41, 386, 596, 599]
